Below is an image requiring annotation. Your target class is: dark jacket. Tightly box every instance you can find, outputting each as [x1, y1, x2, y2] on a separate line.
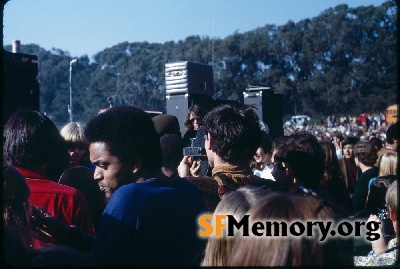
[352, 166, 379, 215]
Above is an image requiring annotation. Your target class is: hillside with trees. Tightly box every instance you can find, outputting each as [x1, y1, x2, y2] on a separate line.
[4, 1, 397, 128]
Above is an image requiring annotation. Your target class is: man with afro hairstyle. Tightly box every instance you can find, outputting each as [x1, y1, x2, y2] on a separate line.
[84, 106, 205, 266]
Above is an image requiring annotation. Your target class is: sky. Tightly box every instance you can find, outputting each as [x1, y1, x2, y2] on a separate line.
[3, 0, 388, 59]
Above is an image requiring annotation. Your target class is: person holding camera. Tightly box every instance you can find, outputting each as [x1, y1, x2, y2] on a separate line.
[181, 104, 277, 212]
[182, 104, 208, 148]
[354, 180, 398, 266]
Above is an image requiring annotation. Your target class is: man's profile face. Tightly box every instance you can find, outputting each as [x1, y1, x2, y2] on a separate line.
[204, 133, 214, 168]
[89, 142, 134, 202]
[271, 150, 289, 186]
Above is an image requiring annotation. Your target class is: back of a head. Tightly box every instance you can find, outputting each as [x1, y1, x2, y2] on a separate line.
[3, 165, 30, 205]
[152, 114, 181, 137]
[160, 134, 183, 172]
[385, 180, 397, 219]
[59, 166, 105, 228]
[319, 139, 339, 169]
[272, 135, 290, 153]
[354, 141, 377, 167]
[214, 185, 270, 218]
[370, 137, 383, 152]
[202, 186, 270, 266]
[203, 104, 261, 164]
[3, 109, 67, 170]
[280, 131, 325, 187]
[378, 152, 397, 176]
[228, 193, 352, 266]
[84, 106, 162, 175]
[332, 131, 344, 141]
[366, 175, 397, 214]
[59, 166, 96, 191]
[3, 165, 32, 250]
[385, 122, 399, 145]
[319, 139, 342, 186]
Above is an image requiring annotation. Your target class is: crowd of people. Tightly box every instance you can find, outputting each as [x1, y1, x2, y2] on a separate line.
[3, 104, 399, 266]
[284, 113, 391, 143]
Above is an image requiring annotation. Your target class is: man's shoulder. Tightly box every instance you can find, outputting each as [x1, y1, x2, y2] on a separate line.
[28, 179, 81, 196]
[184, 176, 220, 213]
[338, 157, 346, 166]
[185, 175, 219, 191]
[378, 147, 396, 156]
[363, 166, 379, 178]
[112, 177, 204, 199]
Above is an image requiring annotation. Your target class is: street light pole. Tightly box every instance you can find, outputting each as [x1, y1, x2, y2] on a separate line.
[69, 59, 78, 122]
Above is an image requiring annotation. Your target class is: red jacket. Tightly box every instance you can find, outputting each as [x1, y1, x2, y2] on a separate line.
[15, 167, 95, 247]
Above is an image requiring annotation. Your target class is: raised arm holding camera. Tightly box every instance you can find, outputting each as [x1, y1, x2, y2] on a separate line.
[182, 104, 278, 212]
[354, 180, 398, 266]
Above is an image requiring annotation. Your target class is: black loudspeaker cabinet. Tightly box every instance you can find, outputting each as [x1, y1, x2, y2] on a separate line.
[262, 93, 283, 140]
[244, 93, 283, 140]
[3, 50, 40, 124]
[166, 94, 213, 135]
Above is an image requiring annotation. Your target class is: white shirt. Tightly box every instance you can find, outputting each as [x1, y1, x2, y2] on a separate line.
[253, 164, 275, 181]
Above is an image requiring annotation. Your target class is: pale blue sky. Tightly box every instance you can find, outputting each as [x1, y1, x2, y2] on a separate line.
[3, 0, 388, 59]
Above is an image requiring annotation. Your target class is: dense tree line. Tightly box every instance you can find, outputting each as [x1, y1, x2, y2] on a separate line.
[4, 1, 397, 128]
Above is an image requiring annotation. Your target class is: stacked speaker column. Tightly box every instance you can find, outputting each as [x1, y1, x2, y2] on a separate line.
[3, 48, 40, 124]
[165, 61, 214, 135]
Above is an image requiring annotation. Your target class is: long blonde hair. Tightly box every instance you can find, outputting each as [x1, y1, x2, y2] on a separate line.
[378, 152, 398, 176]
[228, 193, 353, 266]
[201, 186, 270, 266]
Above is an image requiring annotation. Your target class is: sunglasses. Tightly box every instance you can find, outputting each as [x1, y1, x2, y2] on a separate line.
[189, 116, 201, 122]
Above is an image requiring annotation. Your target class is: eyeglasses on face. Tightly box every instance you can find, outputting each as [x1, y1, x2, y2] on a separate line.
[189, 116, 201, 122]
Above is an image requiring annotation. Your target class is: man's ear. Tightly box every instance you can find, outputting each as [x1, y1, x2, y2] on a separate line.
[205, 134, 213, 150]
[389, 206, 396, 222]
[131, 156, 142, 173]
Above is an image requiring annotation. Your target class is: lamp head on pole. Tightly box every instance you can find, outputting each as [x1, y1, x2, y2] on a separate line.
[70, 58, 78, 65]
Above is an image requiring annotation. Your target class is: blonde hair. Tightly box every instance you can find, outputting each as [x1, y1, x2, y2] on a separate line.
[385, 180, 397, 219]
[60, 122, 86, 144]
[378, 152, 397, 177]
[201, 186, 269, 266]
[228, 193, 352, 266]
